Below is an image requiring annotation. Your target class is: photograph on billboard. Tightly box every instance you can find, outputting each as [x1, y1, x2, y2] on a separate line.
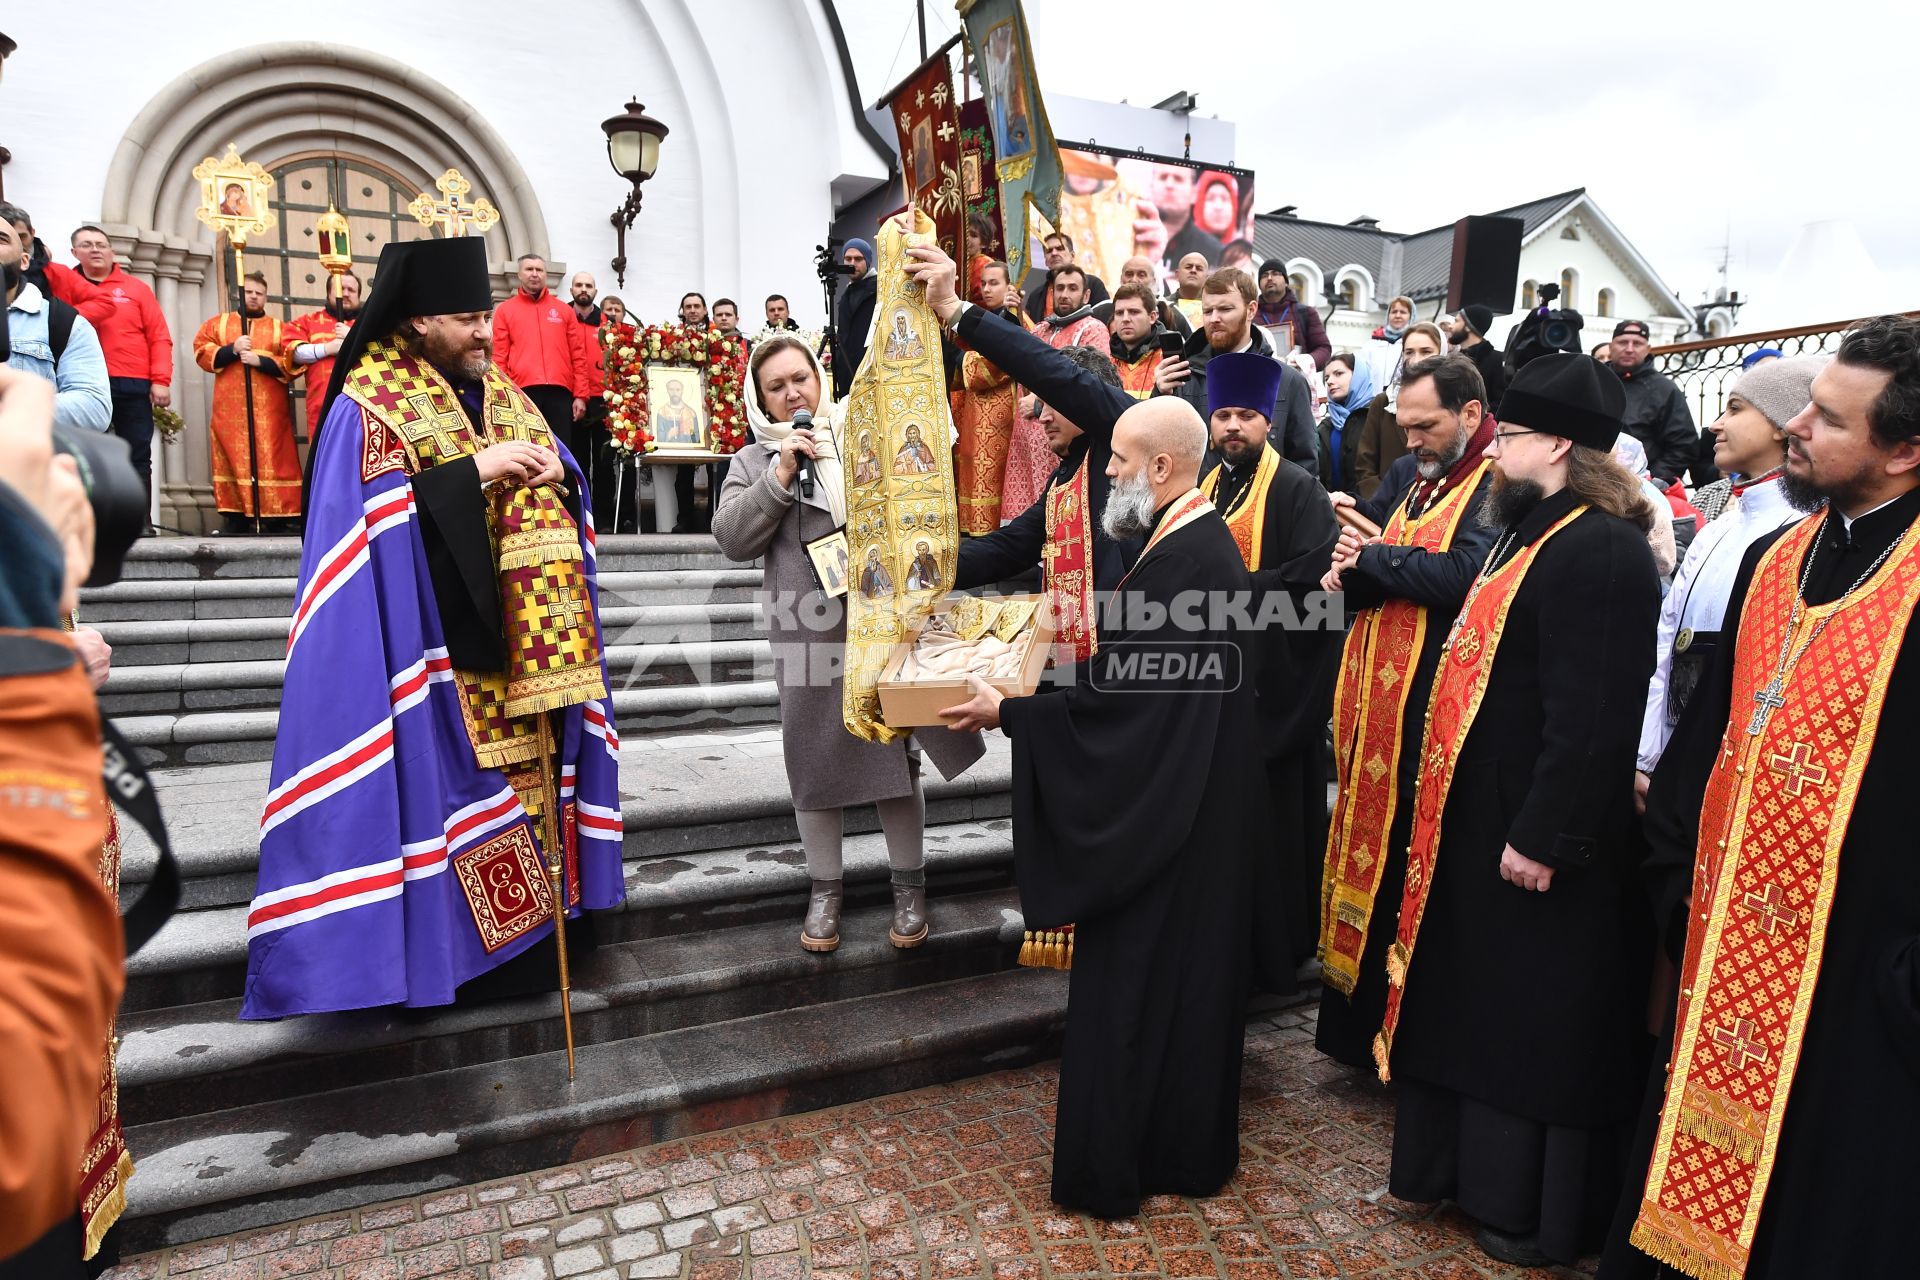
[1048, 143, 1256, 293]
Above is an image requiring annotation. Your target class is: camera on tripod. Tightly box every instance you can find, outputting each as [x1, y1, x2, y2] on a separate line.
[1503, 282, 1585, 375]
[814, 242, 856, 286]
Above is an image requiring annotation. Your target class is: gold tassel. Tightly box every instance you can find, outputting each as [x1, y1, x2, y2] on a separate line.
[1321, 960, 1357, 997]
[81, 1151, 134, 1260]
[1384, 941, 1410, 987]
[1372, 1029, 1393, 1084]
[1677, 1107, 1764, 1164]
[1062, 928, 1073, 970]
[1018, 930, 1037, 967]
[1627, 1220, 1742, 1280]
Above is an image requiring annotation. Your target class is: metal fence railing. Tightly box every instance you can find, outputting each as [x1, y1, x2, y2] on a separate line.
[1652, 311, 1920, 430]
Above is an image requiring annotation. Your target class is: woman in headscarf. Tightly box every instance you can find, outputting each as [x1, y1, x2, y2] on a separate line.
[1315, 352, 1376, 494]
[1350, 321, 1445, 498]
[1610, 433, 1678, 580]
[1193, 171, 1241, 242]
[711, 335, 982, 952]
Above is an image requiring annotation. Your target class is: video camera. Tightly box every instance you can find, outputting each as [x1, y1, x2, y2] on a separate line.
[1503, 282, 1585, 375]
[0, 314, 146, 587]
[814, 242, 857, 286]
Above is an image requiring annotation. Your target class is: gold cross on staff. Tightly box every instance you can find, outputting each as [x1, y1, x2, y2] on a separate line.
[409, 168, 501, 238]
[1709, 1016, 1769, 1071]
[1767, 740, 1828, 796]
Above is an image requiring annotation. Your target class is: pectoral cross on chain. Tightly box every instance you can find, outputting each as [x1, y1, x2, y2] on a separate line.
[1747, 677, 1787, 736]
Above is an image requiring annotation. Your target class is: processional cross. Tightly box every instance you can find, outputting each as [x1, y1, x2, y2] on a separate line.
[409, 169, 501, 238]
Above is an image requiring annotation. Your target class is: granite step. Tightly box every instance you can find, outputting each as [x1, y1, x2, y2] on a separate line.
[109, 678, 793, 767]
[119, 966, 1070, 1249]
[79, 566, 766, 623]
[114, 736, 1015, 1009]
[98, 638, 773, 717]
[113, 533, 745, 582]
[119, 880, 1026, 1121]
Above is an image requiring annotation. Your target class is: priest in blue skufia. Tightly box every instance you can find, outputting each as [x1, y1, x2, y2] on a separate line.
[241, 236, 624, 1021]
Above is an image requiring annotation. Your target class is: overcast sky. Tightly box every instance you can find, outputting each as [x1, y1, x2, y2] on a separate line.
[836, 0, 1914, 318]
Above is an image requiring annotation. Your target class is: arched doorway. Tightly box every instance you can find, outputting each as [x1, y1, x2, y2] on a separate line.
[245, 154, 432, 441]
[97, 43, 552, 531]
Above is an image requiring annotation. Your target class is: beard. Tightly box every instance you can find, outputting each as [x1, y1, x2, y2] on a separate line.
[1101, 469, 1158, 541]
[1414, 425, 1470, 480]
[325, 297, 359, 322]
[419, 329, 492, 382]
[1207, 323, 1246, 352]
[1477, 471, 1545, 530]
[1780, 446, 1865, 514]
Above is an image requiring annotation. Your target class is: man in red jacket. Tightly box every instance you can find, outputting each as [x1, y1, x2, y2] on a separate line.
[492, 252, 590, 465]
[62, 226, 173, 498]
[281, 272, 361, 439]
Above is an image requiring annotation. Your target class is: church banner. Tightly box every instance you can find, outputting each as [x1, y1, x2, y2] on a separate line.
[889, 51, 965, 264]
[957, 98, 1004, 262]
[1055, 143, 1257, 294]
[958, 0, 1061, 287]
[841, 211, 959, 743]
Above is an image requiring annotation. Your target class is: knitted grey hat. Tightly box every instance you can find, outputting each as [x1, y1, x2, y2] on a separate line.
[1732, 354, 1829, 430]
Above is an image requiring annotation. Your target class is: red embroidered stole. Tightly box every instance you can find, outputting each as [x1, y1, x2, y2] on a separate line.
[1628, 513, 1920, 1280]
[1200, 446, 1280, 570]
[1319, 459, 1491, 994]
[1372, 505, 1587, 1079]
[1042, 456, 1097, 662]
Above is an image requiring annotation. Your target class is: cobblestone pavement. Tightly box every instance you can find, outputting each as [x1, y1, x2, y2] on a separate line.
[106, 1005, 1594, 1280]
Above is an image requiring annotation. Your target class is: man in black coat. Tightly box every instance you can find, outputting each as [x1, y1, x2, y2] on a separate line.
[1316, 356, 1498, 1066]
[1154, 268, 1319, 477]
[1021, 230, 1109, 322]
[831, 238, 877, 398]
[1608, 319, 1697, 485]
[901, 250, 1144, 604]
[1198, 352, 1342, 987]
[1372, 354, 1660, 1269]
[939, 394, 1263, 1220]
[1447, 304, 1508, 415]
[1600, 316, 1920, 1280]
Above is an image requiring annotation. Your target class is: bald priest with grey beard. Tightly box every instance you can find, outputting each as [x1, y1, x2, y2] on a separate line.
[939, 396, 1267, 1221]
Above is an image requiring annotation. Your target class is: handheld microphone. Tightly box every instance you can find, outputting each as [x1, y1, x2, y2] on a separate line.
[793, 407, 815, 498]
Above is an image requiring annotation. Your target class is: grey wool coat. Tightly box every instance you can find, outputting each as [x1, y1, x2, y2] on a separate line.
[711, 442, 983, 811]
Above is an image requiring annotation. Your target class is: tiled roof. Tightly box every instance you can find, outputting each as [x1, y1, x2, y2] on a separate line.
[1256, 188, 1588, 302]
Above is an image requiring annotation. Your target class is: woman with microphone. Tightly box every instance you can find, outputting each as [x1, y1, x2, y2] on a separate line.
[712, 335, 980, 953]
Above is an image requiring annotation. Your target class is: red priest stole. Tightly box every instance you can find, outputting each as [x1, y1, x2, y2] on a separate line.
[1041, 456, 1097, 662]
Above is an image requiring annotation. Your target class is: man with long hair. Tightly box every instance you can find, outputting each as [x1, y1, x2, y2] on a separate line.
[1369, 353, 1660, 1268]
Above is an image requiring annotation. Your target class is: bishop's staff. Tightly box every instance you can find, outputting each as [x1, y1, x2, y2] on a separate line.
[410, 166, 580, 1078]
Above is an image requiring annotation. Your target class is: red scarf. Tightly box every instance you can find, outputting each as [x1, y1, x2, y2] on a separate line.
[1406, 414, 1496, 514]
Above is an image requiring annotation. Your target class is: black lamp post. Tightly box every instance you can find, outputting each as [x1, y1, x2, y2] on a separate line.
[601, 99, 669, 289]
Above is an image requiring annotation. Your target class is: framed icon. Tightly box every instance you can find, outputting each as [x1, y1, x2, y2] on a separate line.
[645, 365, 711, 455]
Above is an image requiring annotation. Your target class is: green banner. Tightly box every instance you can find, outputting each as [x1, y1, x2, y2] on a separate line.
[957, 0, 1061, 286]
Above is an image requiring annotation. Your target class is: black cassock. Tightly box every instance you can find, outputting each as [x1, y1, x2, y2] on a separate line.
[1209, 444, 1343, 986]
[1385, 488, 1658, 1265]
[1316, 453, 1497, 1065]
[1001, 504, 1264, 1219]
[1599, 487, 1920, 1279]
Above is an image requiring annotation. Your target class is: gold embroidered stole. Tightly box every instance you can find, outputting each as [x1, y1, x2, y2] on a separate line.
[1629, 514, 1920, 1280]
[345, 338, 606, 769]
[1319, 459, 1490, 994]
[843, 211, 960, 742]
[1200, 445, 1280, 569]
[1373, 505, 1586, 1080]
[1042, 456, 1097, 662]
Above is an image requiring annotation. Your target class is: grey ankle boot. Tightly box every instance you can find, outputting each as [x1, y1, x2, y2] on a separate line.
[889, 868, 929, 948]
[801, 878, 843, 952]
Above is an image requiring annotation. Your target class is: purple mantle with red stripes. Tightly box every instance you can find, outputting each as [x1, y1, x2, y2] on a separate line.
[241, 395, 625, 1020]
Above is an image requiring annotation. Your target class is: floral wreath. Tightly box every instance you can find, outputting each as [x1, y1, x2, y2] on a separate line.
[602, 321, 749, 456]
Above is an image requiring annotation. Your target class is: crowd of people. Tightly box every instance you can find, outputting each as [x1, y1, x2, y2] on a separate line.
[7, 192, 1914, 1280]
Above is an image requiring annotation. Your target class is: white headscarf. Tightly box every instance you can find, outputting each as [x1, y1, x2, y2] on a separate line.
[745, 336, 849, 527]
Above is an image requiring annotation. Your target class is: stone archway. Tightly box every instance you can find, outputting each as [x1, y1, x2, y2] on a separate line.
[97, 43, 551, 530]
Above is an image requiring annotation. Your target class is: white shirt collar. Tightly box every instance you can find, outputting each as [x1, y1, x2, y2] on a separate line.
[1840, 494, 1902, 532]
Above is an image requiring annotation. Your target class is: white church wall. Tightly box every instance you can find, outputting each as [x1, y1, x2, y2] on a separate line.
[0, 1, 890, 525]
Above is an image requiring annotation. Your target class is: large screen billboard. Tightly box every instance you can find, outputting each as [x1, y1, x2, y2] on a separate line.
[1049, 143, 1256, 291]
